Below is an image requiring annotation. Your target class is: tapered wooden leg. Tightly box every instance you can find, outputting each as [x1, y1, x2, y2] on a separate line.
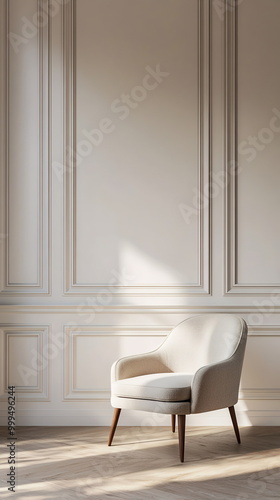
[171, 414, 176, 433]
[108, 408, 121, 446]
[178, 415, 186, 462]
[228, 406, 241, 444]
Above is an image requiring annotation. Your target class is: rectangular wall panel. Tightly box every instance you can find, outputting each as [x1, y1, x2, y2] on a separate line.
[64, 325, 170, 400]
[7, 334, 39, 387]
[0, 0, 50, 294]
[225, 0, 280, 294]
[64, 0, 210, 295]
[64, 323, 280, 404]
[0, 325, 49, 401]
[241, 335, 280, 396]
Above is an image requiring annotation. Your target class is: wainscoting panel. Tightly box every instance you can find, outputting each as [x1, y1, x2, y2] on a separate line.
[241, 334, 280, 398]
[0, 325, 49, 401]
[64, 325, 170, 400]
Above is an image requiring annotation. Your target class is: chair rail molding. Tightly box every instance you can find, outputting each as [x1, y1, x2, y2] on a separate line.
[2, 304, 280, 314]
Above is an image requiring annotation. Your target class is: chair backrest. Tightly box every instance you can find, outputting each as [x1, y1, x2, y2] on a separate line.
[159, 314, 247, 374]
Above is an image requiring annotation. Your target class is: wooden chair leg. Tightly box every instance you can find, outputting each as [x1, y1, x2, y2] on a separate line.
[108, 408, 121, 446]
[228, 406, 241, 444]
[178, 415, 186, 462]
[171, 414, 176, 433]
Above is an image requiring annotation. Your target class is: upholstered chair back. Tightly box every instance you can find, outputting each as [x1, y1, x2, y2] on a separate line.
[159, 314, 247, 374]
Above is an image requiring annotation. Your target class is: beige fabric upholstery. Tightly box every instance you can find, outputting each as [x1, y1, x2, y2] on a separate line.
[111, 314, 247, 415]
[111, 394, 191, 415]
[113, 373, 193, 402]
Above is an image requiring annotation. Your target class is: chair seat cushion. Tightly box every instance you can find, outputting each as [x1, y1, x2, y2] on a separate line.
[112, 373, 193, 402]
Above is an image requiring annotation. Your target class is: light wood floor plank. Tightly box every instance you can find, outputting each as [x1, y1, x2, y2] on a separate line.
[0, 426, 279, 499]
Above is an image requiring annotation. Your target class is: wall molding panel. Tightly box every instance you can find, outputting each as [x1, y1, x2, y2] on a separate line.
[0, 0, 50, 295]
[224, 4, 280, 295]
[63, 0, 211, 296]
[63, 323, 280, 403]
[0, 324, 50, 401]
[240, 389, 280, 400]
[63, 325, 170, 400]
[241, 326, 280, 401]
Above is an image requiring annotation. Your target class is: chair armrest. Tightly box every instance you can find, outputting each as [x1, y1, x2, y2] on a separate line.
[191, 355, 243, 414]
[111, 351, 169, 383]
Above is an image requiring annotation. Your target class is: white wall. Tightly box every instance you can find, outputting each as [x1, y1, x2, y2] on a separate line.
[0, 0, 280, 426]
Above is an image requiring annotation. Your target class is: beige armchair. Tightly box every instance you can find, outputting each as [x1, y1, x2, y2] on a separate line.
[108, 314, 248, 462]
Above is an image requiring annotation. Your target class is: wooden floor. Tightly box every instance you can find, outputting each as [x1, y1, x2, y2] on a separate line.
[1, 426, 280, 499]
